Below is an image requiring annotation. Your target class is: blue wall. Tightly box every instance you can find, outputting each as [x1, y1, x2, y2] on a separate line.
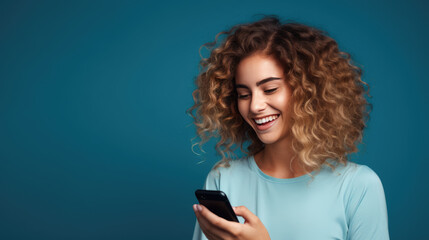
[0, 0, 427, 239]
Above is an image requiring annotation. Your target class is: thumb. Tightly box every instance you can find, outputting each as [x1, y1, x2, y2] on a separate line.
[233, 206, 258, 224]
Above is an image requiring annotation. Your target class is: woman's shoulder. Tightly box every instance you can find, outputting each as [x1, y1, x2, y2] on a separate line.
[210, 157, 252, 174]
[206, 157, 253, 179]
[328, 161, 385, 197]
[203, 157, 253, 190]
[333, 162, 382, 183]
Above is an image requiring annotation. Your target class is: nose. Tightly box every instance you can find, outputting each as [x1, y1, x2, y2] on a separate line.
[250, 92, 267, 113]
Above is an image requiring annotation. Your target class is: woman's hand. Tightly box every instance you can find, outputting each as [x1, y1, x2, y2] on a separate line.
[193, 204, 270, 240]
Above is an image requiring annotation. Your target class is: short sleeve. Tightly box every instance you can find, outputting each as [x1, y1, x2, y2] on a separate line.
[192, 168, 221, 240]
[345, 165, 389, 240]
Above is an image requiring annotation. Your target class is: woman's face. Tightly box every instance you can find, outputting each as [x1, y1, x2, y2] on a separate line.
[235, 53, 293, 145]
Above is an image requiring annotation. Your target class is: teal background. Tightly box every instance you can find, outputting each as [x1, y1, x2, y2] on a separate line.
[0, 0, 427, 239]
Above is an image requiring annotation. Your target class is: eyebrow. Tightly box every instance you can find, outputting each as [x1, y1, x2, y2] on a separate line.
[235, 77, 282, 89]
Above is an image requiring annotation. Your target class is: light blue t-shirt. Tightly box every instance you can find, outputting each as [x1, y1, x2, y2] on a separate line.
[193, 156, 389, 240]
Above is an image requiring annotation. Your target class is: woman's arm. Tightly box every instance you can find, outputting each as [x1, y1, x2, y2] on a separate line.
[346, 165, 389, 240]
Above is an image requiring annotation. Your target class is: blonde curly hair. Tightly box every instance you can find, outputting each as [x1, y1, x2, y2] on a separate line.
[189, 16, 370, 172]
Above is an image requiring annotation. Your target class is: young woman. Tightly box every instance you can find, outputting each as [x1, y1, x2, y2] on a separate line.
[190, 17, 389, 240]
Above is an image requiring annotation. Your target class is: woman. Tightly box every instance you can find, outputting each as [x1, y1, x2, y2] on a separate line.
[190, 16, 389, 240]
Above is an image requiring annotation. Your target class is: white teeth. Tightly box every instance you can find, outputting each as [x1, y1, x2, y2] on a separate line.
[254, 115, 279, 125]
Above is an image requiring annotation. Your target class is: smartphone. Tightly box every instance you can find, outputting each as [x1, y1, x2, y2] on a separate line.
[195, 189, 239, 222]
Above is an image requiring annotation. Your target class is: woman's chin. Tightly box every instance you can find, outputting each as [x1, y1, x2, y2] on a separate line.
[256, 134, 280, 145]
[256, 130, 291, 146]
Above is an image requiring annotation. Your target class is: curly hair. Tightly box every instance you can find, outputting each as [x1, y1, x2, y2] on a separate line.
[189, 16, 370, 172]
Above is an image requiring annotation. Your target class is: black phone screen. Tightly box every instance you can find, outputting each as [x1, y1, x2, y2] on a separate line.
[195, 189, 239, 222]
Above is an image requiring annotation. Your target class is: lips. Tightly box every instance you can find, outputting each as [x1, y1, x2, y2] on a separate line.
[252, 114, 280, 131]
[253, 114, 279, 125]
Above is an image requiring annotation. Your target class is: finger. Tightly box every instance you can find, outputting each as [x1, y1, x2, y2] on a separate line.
[194, 205, 220, 240]
[194, 205, 232, 240]
[195, 204, 240, 236]
[195, 211, 223, 239]
[233, 206, 258, 224]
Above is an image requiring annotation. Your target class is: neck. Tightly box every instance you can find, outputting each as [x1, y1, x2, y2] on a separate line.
[255, 137, 307, 178]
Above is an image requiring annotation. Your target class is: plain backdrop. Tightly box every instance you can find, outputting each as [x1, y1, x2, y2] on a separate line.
[0, 0, 428, 239]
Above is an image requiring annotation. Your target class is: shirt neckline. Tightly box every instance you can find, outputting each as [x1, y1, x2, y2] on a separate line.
[249, 155, 315, 183]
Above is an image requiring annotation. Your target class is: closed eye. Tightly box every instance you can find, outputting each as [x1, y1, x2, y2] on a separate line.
[238, 94, 250, 99]
[264, 88, 277, 94]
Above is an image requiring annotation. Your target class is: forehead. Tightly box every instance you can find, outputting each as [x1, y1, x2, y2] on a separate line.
[235, 54, 284, 85]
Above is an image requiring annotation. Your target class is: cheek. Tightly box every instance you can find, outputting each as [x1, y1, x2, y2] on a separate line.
[274, 90, 292, 112]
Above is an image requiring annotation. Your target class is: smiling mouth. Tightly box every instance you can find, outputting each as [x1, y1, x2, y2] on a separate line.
[253, 114, 280, 125]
